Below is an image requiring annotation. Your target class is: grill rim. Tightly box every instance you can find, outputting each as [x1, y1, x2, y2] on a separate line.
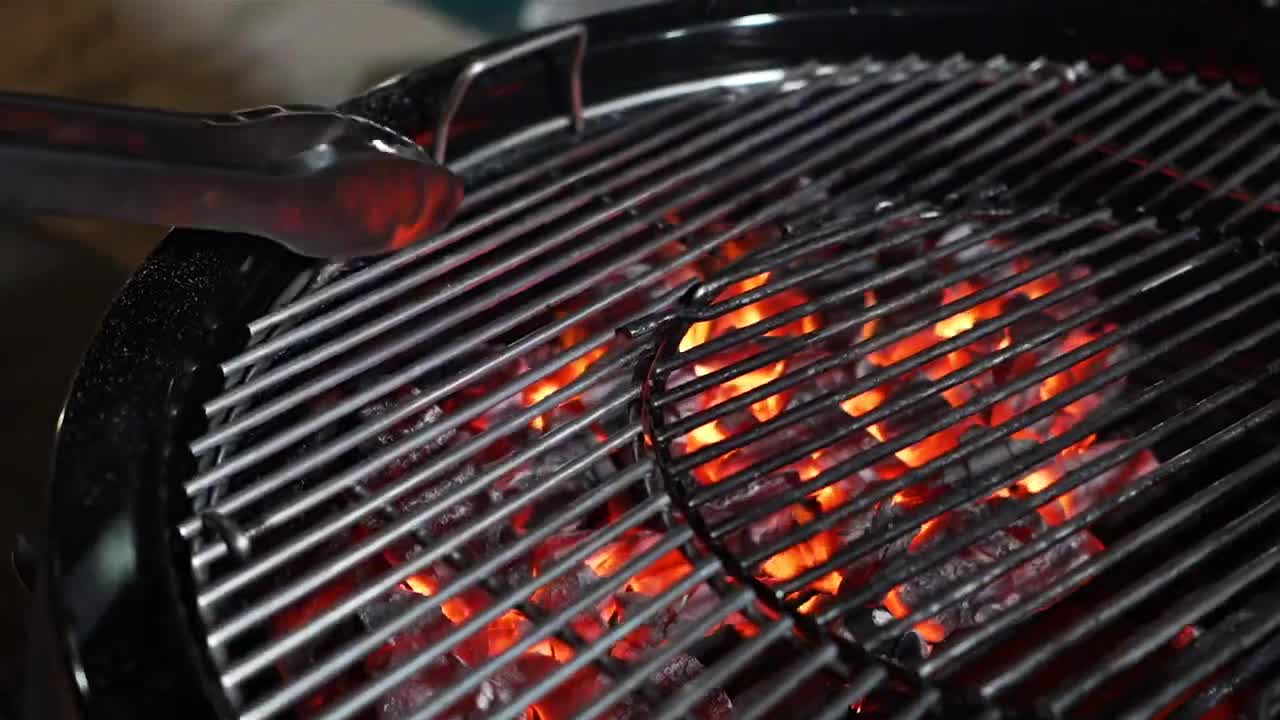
[44, 2, 1280, 719]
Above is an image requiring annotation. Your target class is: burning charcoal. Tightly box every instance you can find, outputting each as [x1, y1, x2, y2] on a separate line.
[531, 530, 594, 572]
[571, 366, 629, 419]
[988, 383, 1056, 440]
[1042, 265, 1096, 322]
[892, 628, 933, 663]
[511, 429, 618, 493]
[610, 582, 735, 659]
[862, 377, 985, 471]
[607, 653, 733, 720]
[699, 472, 809, 556]
[829, 499, 916, 594]
[1001, 296, 1063, 344]
[530, 561, 615, 642]
[882, 551, 976, 642]
[386, 655, 600, 720]
[502, 657, 604, 720]
[356, 385, 456, 481]
[1010, 324, 1134, 439]
[378, 660, 469, 720]
[368, 462, 485, 541]
[998, 529, 1102, 600]
[361, 587, 458, 672]
[936, 221, 999, 266]
[879, 495, 1105, 643]
[1040, 442, 1158, 524]
[940, 432, 1040, 492]
[700, 473, 805, 523]
[876, 379, 957, 436]
[837, 605, 897, 644]
[491, 428, 618, 532]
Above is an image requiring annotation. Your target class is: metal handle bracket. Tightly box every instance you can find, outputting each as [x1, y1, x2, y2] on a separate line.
[434, 23, 587, 164]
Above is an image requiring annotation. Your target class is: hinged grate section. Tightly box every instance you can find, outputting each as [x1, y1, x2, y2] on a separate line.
[182, 54, 1280, 719]
[647, 202, 1280, 718]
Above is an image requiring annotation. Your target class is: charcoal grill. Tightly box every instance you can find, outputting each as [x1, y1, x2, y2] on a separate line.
[38, 2, 1280, 720]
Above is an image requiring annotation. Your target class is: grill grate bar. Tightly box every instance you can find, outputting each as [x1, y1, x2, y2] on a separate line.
[239, 500, 685, 720]
[385, 536, 716, 720]
[1263, 675, 1280, 718]
[685, 218, 1179, 510]
[812, 341, 1280, 624]
[199, 66, 851, 429]
[190, 337, 642, 571]
[886, 397, 1280, 663]
[458, 94, 710, 210]
[1012, 77, 1196, 199]
[488, 587, 758, 720]
[715, 235, 1251, 555]
[1047, 544, 1280, 714]
[1168, 630, 1280, 720]
[198, 267, 323, 509]
[1120, 587, 1280, 720]
[965, 435, 1280, 694]
[242, 92, 711, 338]
[792, 56, 1029, 198]
[183, 55, 947, 502]
[664, 209, 1116, 460]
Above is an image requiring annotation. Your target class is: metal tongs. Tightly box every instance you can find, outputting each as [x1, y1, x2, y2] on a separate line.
[0, 93, 464, 259]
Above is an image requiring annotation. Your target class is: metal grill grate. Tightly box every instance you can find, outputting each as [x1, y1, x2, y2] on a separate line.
[181, 48, 1280, 720]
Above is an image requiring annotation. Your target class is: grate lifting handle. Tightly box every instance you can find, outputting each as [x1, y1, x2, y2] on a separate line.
[433, 23, 587, 164]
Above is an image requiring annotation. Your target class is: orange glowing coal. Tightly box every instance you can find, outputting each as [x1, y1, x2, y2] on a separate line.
[523, 321, 610, 432]
[660, 243, 1124, 636]
[678, 273, 821, 485]
[838, 262, 1128, 639]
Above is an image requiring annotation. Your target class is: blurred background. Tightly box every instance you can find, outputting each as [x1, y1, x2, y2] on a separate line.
[0, 1, 658, 715]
